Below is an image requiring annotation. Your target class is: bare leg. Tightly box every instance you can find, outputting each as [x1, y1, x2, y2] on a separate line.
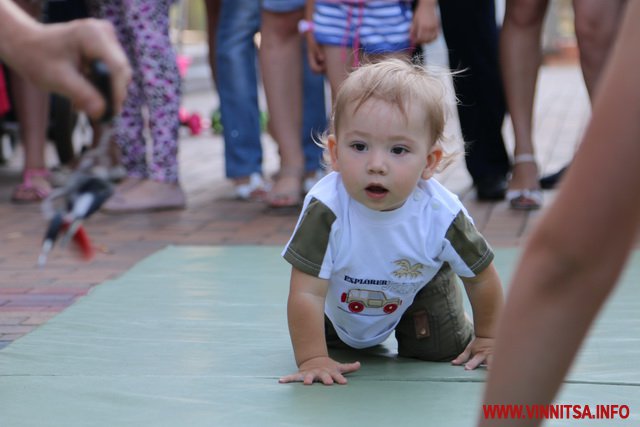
[500, 0, 548, 208]
[10, 0, 50, 202]
[323, 46, 354, 105]
[573, 0, 627, 100]
[540, 0, 626, 189]
[260, 9, 305, 207]
[323, 49, 408, 107]
[10, 73, 49, 171]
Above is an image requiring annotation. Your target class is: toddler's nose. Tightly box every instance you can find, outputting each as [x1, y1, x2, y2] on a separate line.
[367, 151, 388, 175]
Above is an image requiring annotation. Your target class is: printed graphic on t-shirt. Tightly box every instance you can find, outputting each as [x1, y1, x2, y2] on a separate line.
[336, 258, 430, 316]
[392, 259, 424, 279]
[340, 289, 402, 314]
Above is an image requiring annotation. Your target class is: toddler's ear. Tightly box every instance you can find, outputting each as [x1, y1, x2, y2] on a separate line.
[328, 135, 340, 172]
[421, 148, 442, 180]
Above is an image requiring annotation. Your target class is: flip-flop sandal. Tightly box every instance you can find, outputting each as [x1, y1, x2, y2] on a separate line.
[11, 169, 52, 203]
[267, 169, 303, 209]
[267, 192, 302, 209]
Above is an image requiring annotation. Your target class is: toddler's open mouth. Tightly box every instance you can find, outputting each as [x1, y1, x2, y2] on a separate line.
[365, 184, 389, 198]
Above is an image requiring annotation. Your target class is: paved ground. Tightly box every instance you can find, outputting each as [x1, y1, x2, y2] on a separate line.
[0, 51, 590, 349]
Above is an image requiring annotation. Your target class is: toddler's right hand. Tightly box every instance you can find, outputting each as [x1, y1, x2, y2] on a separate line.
[279, 356, 361, 385]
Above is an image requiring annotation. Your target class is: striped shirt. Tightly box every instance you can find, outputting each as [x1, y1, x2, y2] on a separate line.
[312, 0, 414, 54]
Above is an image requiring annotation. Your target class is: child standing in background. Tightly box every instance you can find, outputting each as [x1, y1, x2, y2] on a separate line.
[88, 0, 185, 212]
[304, 0, 439, 103]
[279, 59, 504, 385]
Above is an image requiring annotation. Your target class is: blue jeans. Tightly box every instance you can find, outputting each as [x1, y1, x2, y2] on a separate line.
[217, 0, 327, 178]
[262, 0, 306, 12]
[216, 0, 262, 179]
[301, 42, 327, 173]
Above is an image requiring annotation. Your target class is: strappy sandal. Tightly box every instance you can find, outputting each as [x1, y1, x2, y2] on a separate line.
[507, 154, 542, 211]
[11, 168, 52, 203]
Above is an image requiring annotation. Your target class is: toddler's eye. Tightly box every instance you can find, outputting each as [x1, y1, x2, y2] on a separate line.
[350, 142, 367, 152]
[391, 146, 409, 155]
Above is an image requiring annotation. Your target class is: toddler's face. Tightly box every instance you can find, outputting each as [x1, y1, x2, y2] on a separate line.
[329, 98, 441, 211]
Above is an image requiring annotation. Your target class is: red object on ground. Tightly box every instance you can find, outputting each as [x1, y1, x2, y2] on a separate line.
[72, 225, 95, 261]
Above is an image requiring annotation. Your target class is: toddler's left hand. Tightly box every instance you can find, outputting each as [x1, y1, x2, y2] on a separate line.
[451, 336, 494, 370]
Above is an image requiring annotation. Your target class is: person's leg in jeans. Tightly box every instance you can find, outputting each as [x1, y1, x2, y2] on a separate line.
[214, 0, 268, 199]
[301, 40, 327, 189]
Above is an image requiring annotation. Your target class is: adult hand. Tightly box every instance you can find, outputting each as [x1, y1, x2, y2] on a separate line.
[6, 18, 131, 120]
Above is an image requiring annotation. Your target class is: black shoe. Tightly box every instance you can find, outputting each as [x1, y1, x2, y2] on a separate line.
[540, 165, 569, 190]
[475, 176, 507, 201]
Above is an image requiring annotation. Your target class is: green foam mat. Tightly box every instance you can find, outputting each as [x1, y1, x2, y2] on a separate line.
[1, 247, 638, 426]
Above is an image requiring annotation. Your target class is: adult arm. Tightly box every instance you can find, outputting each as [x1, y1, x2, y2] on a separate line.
[0, 0, 131, 119]
[478, 1, 640, 425]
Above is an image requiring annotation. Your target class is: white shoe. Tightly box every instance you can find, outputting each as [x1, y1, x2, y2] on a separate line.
[234, 173, 271, 201]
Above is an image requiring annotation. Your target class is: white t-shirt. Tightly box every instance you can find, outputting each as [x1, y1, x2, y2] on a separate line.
[283, 172, 493, 349]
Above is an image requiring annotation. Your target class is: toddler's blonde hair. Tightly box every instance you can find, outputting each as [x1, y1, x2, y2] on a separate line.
[322, 58, 460, 171]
